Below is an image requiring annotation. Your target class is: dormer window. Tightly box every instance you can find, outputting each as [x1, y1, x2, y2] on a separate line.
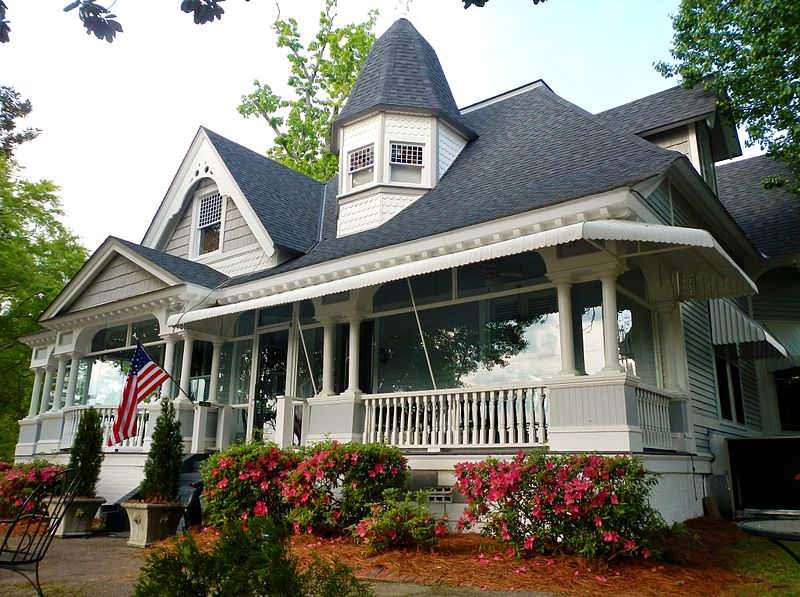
[197, 191, 223, 255]
[390, 142, 423, 184]
[348, 145, 374, 189]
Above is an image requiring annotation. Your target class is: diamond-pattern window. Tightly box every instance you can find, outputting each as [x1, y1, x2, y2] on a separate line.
[390, 143, 423, 166]
[198, 192, 223, 228]
[349, 146, 374, 173]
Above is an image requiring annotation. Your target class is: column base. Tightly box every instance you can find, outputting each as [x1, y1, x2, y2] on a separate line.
[305, 392, 365, 446]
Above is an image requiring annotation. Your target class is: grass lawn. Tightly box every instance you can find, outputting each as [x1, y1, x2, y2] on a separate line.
[722, 534, 800, 597]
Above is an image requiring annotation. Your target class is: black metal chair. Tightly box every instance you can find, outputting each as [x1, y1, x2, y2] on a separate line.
[0, 469, 79, 596]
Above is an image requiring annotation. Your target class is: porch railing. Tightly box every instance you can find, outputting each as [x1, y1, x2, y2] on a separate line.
[635, 385, 672, 450]
[59, 404, 151, 452]
[362, 384, 547, 449]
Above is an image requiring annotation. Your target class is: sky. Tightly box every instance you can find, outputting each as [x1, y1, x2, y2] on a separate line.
[3, 0, 735, 253]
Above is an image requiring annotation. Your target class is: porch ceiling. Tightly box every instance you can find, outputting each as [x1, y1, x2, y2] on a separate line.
[168, 219, 757, 327]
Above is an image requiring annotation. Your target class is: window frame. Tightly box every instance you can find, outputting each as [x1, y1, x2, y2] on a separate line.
[714, 344, 746, 425]
[347, 144, 375, 191]
[193, 189, 226, 258]
[388, 141, 424, 185]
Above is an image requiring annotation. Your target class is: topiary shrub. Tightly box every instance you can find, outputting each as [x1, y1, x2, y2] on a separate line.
[68, 407, 104, 497]
[202, 442, 301, 527]
[140, 397, 183, 502]
[283, 440, 408, 534]
[352, 488, 449, 554]
[455, 451, 668, 561]
[133, 516, 373, 597]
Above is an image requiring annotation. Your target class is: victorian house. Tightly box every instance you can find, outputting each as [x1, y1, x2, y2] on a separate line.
[16, 19, 800, 521]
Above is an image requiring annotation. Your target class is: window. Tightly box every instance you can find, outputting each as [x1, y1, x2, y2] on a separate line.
[348, 145, 374, 189]
[389, 142, 423, 184]
[197, 191, 223, 255]
[715, 344, 745, 424]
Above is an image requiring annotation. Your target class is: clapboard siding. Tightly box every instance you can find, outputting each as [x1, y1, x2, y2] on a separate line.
[739, 357, 760, 429]
[223, 198, 258, 251]
[643, 180, 672, 224]
[68, 256, 167, 312]
[164, 202, 192, 258]
[682, 300, 718, 452]
[645, 127, 690, 157]
[753, 267, 800, 321]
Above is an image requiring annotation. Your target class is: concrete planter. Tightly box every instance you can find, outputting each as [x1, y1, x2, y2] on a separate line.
[121, 501, 184, 548]
[49, 496, 105, 538]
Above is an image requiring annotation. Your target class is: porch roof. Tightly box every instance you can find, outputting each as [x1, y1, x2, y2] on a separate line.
[168, 219, 757, 327]
[709, 299, 788, 360]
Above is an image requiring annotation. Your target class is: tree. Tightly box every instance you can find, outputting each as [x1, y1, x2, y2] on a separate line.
[0, 88, 87, 461]
[657, 0, 800, 193]
[67, 407, 104, 497]
[237, 0, 378, 182]
[140, 396, 183, 502]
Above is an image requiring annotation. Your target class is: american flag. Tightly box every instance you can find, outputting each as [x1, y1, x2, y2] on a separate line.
[108, 343, 170, 447]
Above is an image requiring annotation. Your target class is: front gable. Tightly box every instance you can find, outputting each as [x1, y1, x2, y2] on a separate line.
[142, 128, 277, 276]
[41, 239, 183, 321]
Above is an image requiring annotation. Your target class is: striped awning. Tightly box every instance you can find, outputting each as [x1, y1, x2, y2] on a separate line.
[709, 299, 788, 360]
[169, 220, 758, 327]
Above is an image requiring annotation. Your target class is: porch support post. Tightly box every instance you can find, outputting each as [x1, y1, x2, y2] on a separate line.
[39, 369, 54, 415]
[51, 356, 68, 411]
[553, 277, 578, 376]
[321, 320, 335, 396]
[161, 337, 177, 398]
[346, 317, 361, 393]
[27, 369, 44, 418]
[178, 334, 194, 403]
[64, 353, 81, 408]
[600, 269, 624, 373]
[208, 341, 223, 404]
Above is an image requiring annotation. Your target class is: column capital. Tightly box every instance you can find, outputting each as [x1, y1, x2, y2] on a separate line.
[546, 272, 574, 285]
[595, 263, 627, 281]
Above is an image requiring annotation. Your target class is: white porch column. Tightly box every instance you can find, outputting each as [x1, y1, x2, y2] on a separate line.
[178, 334, 194, 403]
[553, 279, 578, 376]
[27, 369, 44, 418]
[64, 353, 81, 408]
[40, 369, 54, 415]
[600, 270, 623, 373]
[161, 337, 177, 398]
[346, 317, 361, 393]
[320, 320, 335, 396]
[51, 356, 68, 411]
[208, 341, 223, 404]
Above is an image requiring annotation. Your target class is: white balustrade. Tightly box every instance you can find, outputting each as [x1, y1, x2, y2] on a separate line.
[59, 404, 151, 452]
[363, 384, 547, 449]
[635, 385, 673, 450]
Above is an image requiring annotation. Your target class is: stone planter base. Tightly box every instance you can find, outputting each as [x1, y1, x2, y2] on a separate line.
[121, 501, 184, 548]
[49, 496, 105, 538]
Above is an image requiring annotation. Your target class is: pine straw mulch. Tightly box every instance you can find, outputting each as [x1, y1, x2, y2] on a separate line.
[166, 518, 755, 596]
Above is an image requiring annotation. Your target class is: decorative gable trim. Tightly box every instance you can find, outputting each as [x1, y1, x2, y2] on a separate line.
[141, 128, 276, 259]
[40, 238, 184, 321]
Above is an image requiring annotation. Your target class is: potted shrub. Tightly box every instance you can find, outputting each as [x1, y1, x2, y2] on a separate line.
[53, 407, 105, 537]
[122, 397, 185, 547]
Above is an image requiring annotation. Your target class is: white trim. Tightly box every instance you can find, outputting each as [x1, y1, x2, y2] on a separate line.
[169, 219, 757, 327]
[709, 299, 788, 359]
[461, 80, 547, 114]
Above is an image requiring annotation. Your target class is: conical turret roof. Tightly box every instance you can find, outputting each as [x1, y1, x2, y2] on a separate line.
[332, 19, 476, 150]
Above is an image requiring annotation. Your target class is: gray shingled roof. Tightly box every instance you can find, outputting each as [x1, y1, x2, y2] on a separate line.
[204, 129, 324, 254]
[332, 19, 475, 147]
[227, 84, 682, 287]
[716, 156, 800, 258]
[597, 84, 718, 135]
[115, 237, 229, 288]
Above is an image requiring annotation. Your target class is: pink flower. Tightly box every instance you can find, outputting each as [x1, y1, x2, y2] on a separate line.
[216, 477, 228, 489]
[641, 547, 650, 559]
[594, 515, 603, 527]
[623, 539, 636, 550]
[513, 566, 529, 574]
[434, 525, 448, 537]
[524, 536, 536, 550]
[603, 531, 619, 543]
[240, 511, 248, 520]
[594, 575, 607, 583]
[253, 501, 268, 517]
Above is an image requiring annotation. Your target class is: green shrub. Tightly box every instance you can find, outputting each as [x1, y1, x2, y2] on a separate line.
[133, 516, 373, 597]
[352, 488, 449, 554]
[455, 452, 668, 561]
[202, 442, 301, 527]
[68, 407, 104, 497]
[283, 440, 408, 533]
[140, 397, 183, 502]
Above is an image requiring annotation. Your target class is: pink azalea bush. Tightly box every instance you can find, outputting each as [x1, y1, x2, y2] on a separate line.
[455, 452, 668, 561]
[202, 443, 301, 527]
[352, 488, 449, 553]
[283, 440, 408, 533]
[0, 460, 64, 517]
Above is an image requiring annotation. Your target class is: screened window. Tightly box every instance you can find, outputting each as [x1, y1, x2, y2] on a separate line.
[389, 142, 423, 184]
[198, 192, 223, 255]
[715, 344, 745, 424]
[348, 145, 374, 188]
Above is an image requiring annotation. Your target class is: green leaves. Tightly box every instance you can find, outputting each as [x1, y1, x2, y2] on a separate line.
[237, 0, 378, 182]
[63, 1, 123, 43]
[658, 0, 800, 193]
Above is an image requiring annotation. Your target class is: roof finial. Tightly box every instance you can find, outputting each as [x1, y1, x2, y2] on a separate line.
[395, 0, 413, 19]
